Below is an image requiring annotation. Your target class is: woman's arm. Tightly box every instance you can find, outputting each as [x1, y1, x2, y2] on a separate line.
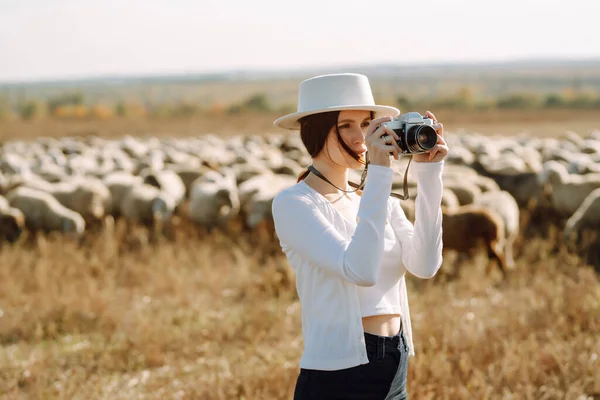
[390, 160, 444, 279]
[272, 165, 393, 286]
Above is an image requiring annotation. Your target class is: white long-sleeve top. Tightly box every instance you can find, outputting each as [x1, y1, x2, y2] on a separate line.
[271, 161, 444, 371]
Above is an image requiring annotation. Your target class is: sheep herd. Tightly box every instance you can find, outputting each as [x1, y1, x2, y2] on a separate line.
[1, 128, 600, 274]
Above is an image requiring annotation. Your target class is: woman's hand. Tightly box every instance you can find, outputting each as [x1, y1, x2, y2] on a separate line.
[365, 116, 404, 168]
[412, 111, 449, 163]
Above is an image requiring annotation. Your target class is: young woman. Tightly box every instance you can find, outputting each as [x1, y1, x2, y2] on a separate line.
[271, 73, 449, 399]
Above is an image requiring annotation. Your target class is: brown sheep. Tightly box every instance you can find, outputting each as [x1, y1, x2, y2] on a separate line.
[442, 205, 508, 278]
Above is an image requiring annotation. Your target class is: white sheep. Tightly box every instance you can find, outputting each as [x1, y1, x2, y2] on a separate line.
[188, 169, 240, 230]
[139, 168, 186, 207]
[0, 194, 9, 212]
[119, 183, 176, 227]
[6, 186, 85, 239]
[167, 165, 214, 198]
[230, 162, 273, 185]
[102, 172, 144, 216]
[539, 160, 600, 216]
[15, 177, 110, 223]
[443, 180, 482, 206]
[471, 163, 546, 209]
[238, 173, 297, 229]
[563, 188, 600, 241]
[441, 188, 460, 209]
[471, 175, 501, 193]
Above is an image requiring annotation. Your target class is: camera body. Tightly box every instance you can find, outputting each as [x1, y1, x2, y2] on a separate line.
[381, 112, 438, 155]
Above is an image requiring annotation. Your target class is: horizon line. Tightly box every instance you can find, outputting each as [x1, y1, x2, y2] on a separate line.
[2, 55, 600, 87]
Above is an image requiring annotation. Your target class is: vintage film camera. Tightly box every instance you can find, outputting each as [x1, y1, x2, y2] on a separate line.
[381, 112, 438, 155]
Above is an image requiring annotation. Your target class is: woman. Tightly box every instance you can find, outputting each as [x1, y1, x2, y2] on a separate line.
[271, 73, 448, 399]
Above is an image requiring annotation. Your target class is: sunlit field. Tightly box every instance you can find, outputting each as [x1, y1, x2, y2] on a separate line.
[0, 217, 598, 400]
[1, 111, 599, 400]
[2, 109, 600, 142]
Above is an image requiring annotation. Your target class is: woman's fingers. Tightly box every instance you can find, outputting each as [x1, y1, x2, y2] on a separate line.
[382, 125, 400, 143]
[367, 116, 393, 136]
[426, 110, 444, 137]
[380, 143, 399, 160]
[436, 134, 447, 146]
[427, 143, 449, 161]
[433, 122, 444, 137]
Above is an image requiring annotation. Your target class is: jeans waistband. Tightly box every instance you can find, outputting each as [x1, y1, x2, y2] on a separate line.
[363, 321, 405, 360]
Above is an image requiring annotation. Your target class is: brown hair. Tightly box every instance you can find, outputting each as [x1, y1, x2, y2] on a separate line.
[296, 110, 373, 182]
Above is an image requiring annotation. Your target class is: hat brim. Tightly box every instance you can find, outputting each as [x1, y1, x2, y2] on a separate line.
[273, 105, 400, 130]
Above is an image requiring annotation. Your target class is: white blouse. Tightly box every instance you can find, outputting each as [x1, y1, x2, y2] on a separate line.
[271, 161, 444, 370]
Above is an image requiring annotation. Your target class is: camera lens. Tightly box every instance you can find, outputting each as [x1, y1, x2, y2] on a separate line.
[406, 125, 437, 153]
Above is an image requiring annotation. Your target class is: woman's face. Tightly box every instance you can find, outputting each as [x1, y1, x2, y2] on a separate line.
[324, 110, 372, 169]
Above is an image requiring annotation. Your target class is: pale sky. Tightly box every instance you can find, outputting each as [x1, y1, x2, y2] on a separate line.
[1, 0, 599, 83]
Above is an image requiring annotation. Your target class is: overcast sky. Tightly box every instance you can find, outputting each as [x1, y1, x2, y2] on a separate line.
[1, 0, 599, 82]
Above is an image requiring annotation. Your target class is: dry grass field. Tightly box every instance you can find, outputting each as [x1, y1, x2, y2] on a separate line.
[0, 219, 598, 400]
[1, 109, 600, 142]
[1, 111, 600, 399]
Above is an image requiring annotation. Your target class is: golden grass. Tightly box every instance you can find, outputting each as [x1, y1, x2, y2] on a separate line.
[0, 218, 598, 400]
[1, 109, 600, 142]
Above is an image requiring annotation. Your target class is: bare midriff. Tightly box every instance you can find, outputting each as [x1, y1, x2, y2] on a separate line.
[362, 314, 402, 337]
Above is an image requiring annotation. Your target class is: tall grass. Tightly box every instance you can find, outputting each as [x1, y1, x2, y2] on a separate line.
[0, 218, 598, 399]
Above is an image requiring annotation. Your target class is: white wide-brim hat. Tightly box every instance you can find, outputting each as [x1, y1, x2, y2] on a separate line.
[273, 73, 400, 130]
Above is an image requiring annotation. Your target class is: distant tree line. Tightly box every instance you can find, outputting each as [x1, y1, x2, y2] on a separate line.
[396, 87, 600, 111]
[1, 87, 599, 122]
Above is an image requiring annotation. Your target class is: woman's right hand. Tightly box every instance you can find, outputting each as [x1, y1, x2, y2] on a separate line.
[365, 116, 403, 168]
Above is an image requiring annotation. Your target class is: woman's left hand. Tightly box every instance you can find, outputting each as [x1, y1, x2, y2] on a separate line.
[412, 111, 449, 163]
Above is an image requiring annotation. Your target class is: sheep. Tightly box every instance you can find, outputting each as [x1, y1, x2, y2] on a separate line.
[563, 188, 600, 241]
[238, 174, 297, 229]
[539, 160, 600, 217]
[139, 168, 186, 207]
[441, 205, 508, 278]
[271, 158, 303, 177]
[445, 146, 475, 166]
[0, 194, 26, 243]
[477, 153, 535, 175]
[0, 194, 10, 212]
[473, 190, 520, 269]
[442, 164, 479, 181]
[0, 172, 5, 193]
[443, 180, 482, 206]
[102, 172, 144, 216]
[15, 177, 111, 223]
[120, 183, 176, 227]
[6, 186, 85, 239]
[471, 174, 501, 193]
[439, 187, 459, 209]
[167, 165, 214, 198]
[230, 163, 273, 185]
[471, 161, 546, 209]
[0, 207, 26, 243]
[0, 153, 30, 175]
[188, 169, 240, 230]
[3, 130, 599, 246]
[115, 183, 177, 242]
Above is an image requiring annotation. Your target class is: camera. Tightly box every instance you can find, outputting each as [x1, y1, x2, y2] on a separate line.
[381, 112, 438, 155]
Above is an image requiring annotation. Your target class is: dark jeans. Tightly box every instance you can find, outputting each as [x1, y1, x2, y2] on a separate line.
[293, 329, 409, 400]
